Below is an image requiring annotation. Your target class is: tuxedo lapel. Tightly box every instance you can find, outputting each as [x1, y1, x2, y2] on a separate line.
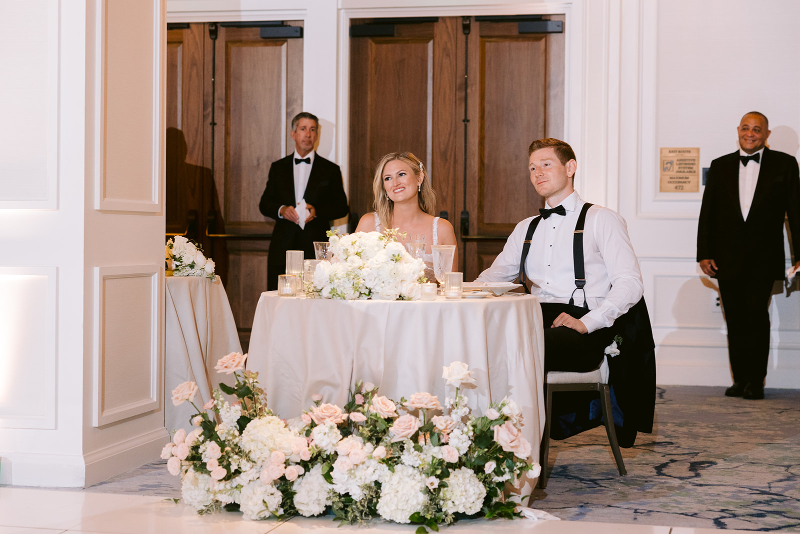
[748, 148, 774, 219]
[281, 156, 296, 205]
[722, 152, 744, 223]
[303, 156, 322, 200]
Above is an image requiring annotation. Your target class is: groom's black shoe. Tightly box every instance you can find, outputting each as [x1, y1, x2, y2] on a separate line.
[743, 382, 765, 400]
[725, 382, 746, 397]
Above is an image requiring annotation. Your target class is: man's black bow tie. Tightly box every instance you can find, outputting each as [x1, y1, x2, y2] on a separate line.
[740, 153, 760, 166]
[539, 205, 566, 219]
[295, 157, 311, 165]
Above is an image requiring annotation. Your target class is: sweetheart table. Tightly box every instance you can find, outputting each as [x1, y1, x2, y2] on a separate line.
[246, 292, 546, 464]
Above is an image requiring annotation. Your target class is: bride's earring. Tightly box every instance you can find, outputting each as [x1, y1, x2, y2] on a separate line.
[418, 183, 421, 193]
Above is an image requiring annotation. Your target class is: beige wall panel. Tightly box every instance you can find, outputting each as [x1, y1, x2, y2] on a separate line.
[93, 266, 160, 427]
[0, 267, 57, 429]
[0, 0, 58, 208]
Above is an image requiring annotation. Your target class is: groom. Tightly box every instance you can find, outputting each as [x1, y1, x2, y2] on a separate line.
[259, 112, 349, 291]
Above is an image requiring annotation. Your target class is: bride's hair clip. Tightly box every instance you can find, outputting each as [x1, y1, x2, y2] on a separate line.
[419, 161, 425, 176]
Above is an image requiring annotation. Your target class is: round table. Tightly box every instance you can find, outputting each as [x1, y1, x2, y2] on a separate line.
[247, 292, 546, 457]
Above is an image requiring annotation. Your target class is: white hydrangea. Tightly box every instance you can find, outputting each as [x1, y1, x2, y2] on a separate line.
[219, 402, 242, 427]
[440, 467, 486, 515]
[294, 464, 334, 516]
[376, 465, 428, 523]
[331, 458, 388, 500]
[448, 428, 472, 455]
[240, 416, 296, 464]
[239, 479, 283, 520]
[310, 421, 342, 455]
[181, 468, 214, 511]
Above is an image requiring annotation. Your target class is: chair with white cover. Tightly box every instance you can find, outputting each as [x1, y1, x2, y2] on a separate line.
[538, 354, 627, 489]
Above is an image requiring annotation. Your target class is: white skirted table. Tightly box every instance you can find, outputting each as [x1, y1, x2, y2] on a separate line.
[165, 275, 242, 433]
[247, 292, 546, 461]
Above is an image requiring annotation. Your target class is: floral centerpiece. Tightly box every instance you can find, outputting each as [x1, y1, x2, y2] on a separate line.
[166, 360, 555, 529]
[166, 236, 216, 280]
[310, 230, 426, 300]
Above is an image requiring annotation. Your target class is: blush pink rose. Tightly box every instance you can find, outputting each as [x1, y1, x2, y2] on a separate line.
[389, 414, 421, 443]
[440, 433, 449, 443]
[372, 445, 387, 459]
[363, 382, 376, 392]
[348, 412, 367, 423]
[405, 392, 442, 411]
[334, 456, 353, 472]
[355, 394, 365, 405]
[291, 437, 308, 455]
[441, 445, 459, 464]
[485, 408, 500, 420]
[270, 450, 286, 465]
[284, 465, 301, 481]
[173, 443, 190, 460]
[210, 466, 227, 480]
[431, 415, 456, 434]
[493, 420, 531, 458]
[337, 439, 356, 456]
[172, 429, 186, 445]
[205, 441, 222, 460]
[206, 458, 219, 471]
[349, 448, 367, 464]
[167, 456, 182, 475]
[300, 449, 311, 461]
[215, 352, 247, 375]
[311, 394, 323, 402]
[260, 468, 274, 484]
[203, 399, 215, 411]
[310, 403, 346, 425]
[268, 463, 285, 481]
[192, 415, 203, 427]
[301, 413, 312, 425]
[160, 443, 174, 460]
[370, 396, 398, 419]
[185, 429, 202, 447]
[171, 381, 199, 406]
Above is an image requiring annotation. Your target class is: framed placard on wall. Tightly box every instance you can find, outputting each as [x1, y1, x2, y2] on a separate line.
[659, 147, 700, 192]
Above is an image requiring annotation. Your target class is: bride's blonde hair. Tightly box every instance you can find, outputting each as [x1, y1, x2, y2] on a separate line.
[372, 152, 436, 230]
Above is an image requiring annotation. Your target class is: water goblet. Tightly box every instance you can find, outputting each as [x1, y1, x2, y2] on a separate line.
[431, 245, 456, 293]
[313, 242, 330, 261]
[405, 234, 426, 260]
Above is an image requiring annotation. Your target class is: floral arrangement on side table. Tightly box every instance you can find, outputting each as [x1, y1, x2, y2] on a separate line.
[164, 359, 554, 529]
[166, 235, 216, 279]
[310, 230, 426, 300]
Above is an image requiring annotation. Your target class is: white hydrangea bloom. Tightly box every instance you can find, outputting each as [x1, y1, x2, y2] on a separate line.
[239, 479, 283, 521]
[376, 465, 428, 523]
[219, 402, 242, 427]
[181, 468, 214, 511]
[448, 428, 472, 455]
[293, 464, 333, 517]
[331, 458, 388, 501]
[239, 416, 296, 465]
[441, 467, 486, 515]
[310, 421, 342, 455]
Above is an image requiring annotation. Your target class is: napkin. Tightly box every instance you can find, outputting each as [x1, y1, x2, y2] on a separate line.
[787, 264, 799, 284]
[296, 199, 310, 230]
[516, 506, 561, 521]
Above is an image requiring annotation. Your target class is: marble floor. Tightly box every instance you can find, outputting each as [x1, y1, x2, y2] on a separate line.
[2, 386, 799, 533]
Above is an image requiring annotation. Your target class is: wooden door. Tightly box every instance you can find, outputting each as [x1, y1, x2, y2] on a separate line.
[165, 22, 303, 350]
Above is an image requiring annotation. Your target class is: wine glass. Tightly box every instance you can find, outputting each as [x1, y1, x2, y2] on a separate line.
[405, 234, 426, 259]
[431, 245, 456, 293]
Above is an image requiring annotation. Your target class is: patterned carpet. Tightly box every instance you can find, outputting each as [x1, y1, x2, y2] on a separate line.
[81, 386, 800, 531]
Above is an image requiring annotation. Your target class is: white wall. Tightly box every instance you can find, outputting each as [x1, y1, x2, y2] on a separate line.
[167, 0, 800, 388]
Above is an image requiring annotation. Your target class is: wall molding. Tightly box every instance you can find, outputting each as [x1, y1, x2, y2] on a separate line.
[93, 264, 162, 427]
[83, 426, 169, 486]
[92, 0, 164, 213]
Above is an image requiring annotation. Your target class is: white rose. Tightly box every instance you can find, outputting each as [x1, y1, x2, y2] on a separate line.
[204, 259, 215, 274]
[442, 361, 477, 389]
[484, 460, 496, 474]
[194, 253, 207, 268]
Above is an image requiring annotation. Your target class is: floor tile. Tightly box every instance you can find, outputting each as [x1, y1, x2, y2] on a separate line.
[0, 528, 66, 534]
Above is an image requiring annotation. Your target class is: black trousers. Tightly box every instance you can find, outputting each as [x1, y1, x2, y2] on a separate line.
[717, 276, 775, 384]
[541, 303, 616, 373]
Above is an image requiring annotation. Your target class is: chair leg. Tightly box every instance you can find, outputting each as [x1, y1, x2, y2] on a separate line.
[538, 384, 554, 489]
[599, 384, 627, 476]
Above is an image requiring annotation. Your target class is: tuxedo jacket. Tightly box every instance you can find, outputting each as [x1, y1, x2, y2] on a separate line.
[259, 154, 349, 260]
[697, 148, 800, 280]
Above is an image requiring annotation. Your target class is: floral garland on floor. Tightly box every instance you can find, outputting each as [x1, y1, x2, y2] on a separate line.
[310, 229, 426, 301]
[164, 358, 555, 530]
[166, 236, 216, 280]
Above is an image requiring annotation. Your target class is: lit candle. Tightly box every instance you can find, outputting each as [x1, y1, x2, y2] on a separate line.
[421, 282, 438, 301]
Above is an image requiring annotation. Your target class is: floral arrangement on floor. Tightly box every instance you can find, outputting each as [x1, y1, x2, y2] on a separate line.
[309, 229, 426, 300]
[166, 236, 216, 280]
[164, 360, 555, 530]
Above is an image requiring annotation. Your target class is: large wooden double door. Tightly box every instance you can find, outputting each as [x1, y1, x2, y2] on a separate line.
[166, 22, 303, 349]
[349, 16, 565, 280]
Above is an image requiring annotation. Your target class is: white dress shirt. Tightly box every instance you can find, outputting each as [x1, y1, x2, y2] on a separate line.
[476, 191, 644, 333]
[279, 150, 315, 219]
[738, 147, 764, 220]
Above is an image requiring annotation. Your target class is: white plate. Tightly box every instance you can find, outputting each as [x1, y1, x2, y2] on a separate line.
[462, 291, 492, 299]
[482, 283, 522, 296]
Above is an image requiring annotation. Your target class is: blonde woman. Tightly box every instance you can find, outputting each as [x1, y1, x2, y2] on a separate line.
[355, 152, 458, 274]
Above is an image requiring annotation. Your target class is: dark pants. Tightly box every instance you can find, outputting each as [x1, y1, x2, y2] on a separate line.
[718, 277, 775, 384]
[541, 303, 616, 373]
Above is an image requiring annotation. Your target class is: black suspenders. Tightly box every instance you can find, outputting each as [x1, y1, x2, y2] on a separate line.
[518, 202, 594, 311]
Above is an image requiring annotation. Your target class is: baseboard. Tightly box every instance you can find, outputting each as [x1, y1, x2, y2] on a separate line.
[657, 362, 800, 388]
[0, 452, 87, 487]
[83, 427, 170, 487]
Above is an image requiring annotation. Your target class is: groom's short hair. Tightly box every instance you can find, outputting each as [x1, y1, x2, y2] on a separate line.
[528, 138, 576, 166]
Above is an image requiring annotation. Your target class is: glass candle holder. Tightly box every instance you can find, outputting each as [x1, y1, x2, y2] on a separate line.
[278, 274, 300, 297]
[286, 250, 304, 276]
[444, 272, 463, 299]
[421, 282, 438, 301]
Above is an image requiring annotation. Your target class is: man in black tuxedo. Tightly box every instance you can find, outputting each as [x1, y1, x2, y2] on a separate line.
[697, 111, 800, 400]
[259, 112, 349, 290]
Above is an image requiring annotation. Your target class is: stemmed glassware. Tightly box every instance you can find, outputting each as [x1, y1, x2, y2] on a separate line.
[405, 234, 426, 260]
[431, 245, 456, 294]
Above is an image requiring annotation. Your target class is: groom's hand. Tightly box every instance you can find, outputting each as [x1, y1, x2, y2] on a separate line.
[280, 205, 301, 224]
[552, 312, 588, 334]
[305, 204, 316, 223]
[699, 259, 718, 277]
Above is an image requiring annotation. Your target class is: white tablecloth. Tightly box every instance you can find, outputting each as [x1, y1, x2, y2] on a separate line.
[247, 292, 546, 462]
[165, 275, 242, 433]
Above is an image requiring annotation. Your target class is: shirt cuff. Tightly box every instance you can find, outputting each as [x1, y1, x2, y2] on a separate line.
[579, 312, 604, 334]
[278, 205, 285, 219]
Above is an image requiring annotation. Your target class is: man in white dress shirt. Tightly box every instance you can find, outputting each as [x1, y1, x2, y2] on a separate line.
[478, 138, 644, 373]
[697, 112, 800, 400]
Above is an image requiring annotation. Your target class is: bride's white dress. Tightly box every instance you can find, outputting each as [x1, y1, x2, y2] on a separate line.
[373, 212, 439, 279]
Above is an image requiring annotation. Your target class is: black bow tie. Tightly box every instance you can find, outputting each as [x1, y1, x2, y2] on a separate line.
[295, 157, 311, 165]
[740, 153, 760, 166]
[539, 205, 566, 219]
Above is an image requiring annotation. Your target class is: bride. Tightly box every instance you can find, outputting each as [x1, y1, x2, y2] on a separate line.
[355, 152, 458, 276]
